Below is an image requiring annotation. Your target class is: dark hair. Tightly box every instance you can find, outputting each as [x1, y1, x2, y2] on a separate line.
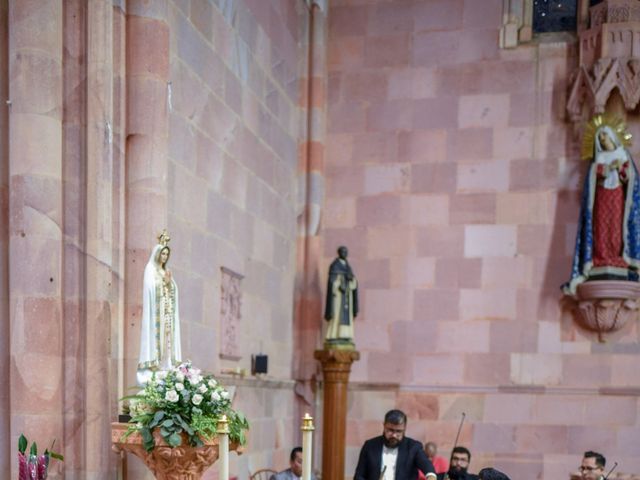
[384, 409, 407, 425]
[451, 446, 471, 462]
[290, 447, 302, 462]
[478, 468, 511, 480]
[584, 451, 606, 468]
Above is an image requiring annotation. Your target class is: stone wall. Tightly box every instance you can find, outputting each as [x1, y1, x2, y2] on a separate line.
[123, 0, 309, 478]
[324, 0, 640, 479]
[1, 0, 308, 478]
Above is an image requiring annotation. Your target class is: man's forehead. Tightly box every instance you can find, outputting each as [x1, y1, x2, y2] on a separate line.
[582, 457, 598, 466]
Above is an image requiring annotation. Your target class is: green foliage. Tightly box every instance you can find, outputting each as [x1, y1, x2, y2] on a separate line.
[227, 410, 250, 446]
[121, 361, 250, 452]
[18, 435, 27, 454]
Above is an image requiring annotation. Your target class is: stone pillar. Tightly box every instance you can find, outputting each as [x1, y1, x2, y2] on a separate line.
[0, 1, 9, 477]
[60, 2, 124, 477]
[124, 2, 170, 477]
[84, 0, 120, 477]
[314, 349, 359, 480]
[124, 0, 170, 388]
[8, 1, 64, 477]
[61, 0, 87, 475]
[294, 0, 328, 436]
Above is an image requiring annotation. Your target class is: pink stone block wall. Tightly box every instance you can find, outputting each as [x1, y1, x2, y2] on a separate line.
[164, 1, 308, 475]
[166, 0, 304, 377]
[325, 0, 640, 479]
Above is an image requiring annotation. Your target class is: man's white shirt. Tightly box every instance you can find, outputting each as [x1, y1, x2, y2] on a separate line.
[381, 446, 398, 480]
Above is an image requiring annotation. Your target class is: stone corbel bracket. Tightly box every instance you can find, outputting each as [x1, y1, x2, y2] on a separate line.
[574, 280, 640, 342]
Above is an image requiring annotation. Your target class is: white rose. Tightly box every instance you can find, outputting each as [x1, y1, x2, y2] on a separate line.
[192, 394, 203, 406]
[208, 379, 218, 388]
[198, 384, 207, 394]
[211, 391, 221, 402]
[188, 374, 203, 385]
[156, 371, 167, 380]
[165, 390, 179, 402]
[176, 372, 185, 382]
[175, 383, 184, 391]
[220, 390, 230, 399]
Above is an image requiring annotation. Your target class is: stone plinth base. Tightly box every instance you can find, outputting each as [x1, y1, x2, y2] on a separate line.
[111, 423, 242, 480]
[576, 280, 640, 341]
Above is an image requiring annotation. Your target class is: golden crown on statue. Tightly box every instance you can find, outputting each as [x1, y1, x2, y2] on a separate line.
[157, 229, 171, 247]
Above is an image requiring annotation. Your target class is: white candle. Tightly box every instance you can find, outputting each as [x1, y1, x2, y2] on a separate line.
[301, 413, 315, 480]
[217, 415, 230, 480]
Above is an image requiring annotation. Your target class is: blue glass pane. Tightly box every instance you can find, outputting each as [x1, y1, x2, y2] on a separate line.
[533, 0, 578, 33]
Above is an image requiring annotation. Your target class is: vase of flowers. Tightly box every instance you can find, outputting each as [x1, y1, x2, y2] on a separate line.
[114, 361, 248, 479]
[123, 361, 249, 450]
[17, 435, 63, 480]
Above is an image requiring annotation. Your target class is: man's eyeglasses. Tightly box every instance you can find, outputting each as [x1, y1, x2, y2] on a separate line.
[383, 427, 405, 436]
[579, 466, 601, 472]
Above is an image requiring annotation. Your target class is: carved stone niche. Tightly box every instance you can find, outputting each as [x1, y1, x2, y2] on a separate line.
[575, 280, 640, 341]
[567, 0, 640, 122]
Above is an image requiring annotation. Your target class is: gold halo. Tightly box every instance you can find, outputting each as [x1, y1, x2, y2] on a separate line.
[581, 114, 633, 160]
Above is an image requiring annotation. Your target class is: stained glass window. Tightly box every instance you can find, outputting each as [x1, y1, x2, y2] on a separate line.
[533, 0, 578, 33]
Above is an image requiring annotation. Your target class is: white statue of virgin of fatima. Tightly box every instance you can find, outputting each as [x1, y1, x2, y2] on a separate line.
[137, 230, 182, 385]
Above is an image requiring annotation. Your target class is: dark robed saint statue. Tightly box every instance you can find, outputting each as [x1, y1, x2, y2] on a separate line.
[324, 246, 358, 347]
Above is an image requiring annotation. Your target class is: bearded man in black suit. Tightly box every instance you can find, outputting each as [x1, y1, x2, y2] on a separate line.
[354, 409, 435, 480]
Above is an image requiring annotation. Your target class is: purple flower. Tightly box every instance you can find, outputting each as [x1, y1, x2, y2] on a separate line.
[18, 453, 28, 480]
[37, 454, 49, 479]
[28, 454, 38, 480]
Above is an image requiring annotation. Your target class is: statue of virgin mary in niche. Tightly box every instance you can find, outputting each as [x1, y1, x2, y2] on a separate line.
[563, 115, 640, 296]
[137, 230, 182, 385]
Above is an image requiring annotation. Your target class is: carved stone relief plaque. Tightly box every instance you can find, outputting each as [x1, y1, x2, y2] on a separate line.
[219, 267, 243, 360]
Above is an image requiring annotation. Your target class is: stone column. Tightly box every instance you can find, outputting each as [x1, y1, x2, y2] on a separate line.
[314, 349, 359, 480]
[61, 1, 87, 475]
[124, 2, 170, 477]
[294, 0, 328, 435]
[60, 2, 124, 477]
[124, 0, 170, 388]
[0, 1, 9, 477]
[84, 0, 120, 477]
[8, 1, 64, 477]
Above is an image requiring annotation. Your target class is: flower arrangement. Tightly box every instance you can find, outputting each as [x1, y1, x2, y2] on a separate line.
[17, 434, 64, 480]
[123, 361, 249, 452]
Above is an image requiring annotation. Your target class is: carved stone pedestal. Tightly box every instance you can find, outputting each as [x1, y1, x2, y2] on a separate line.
[111, 423, 242, 480]
[576, 280, 640, 341]
[314, 348, 360, 480]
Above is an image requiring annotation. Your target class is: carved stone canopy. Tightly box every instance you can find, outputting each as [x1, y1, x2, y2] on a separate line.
[567, 0, 640, 122]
